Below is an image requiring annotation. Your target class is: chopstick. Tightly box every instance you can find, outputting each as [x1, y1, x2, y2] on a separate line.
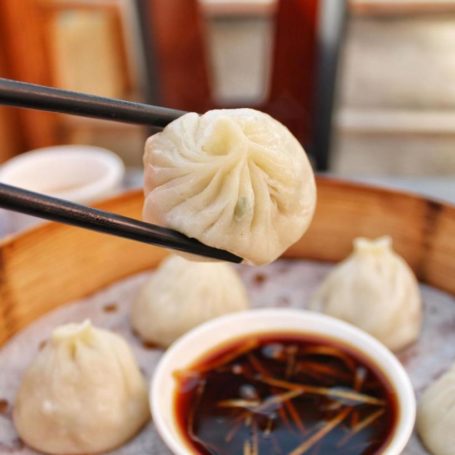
[0, 78, 185, 127]
[0, 79, 238, 261]
[0, 183, 242, 263]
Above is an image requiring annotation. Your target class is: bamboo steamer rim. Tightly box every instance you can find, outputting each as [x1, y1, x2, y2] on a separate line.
[0, 176, 453, 347]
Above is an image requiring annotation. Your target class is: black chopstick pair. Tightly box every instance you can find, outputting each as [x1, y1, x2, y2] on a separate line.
[0, 78, 242, 264]
[0, 77, 185, 127]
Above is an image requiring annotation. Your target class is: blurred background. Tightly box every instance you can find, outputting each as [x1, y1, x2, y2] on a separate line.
[0, 0, 454, 194]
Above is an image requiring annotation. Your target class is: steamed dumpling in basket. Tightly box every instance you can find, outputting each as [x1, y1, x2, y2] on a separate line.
[131, 254, 249, 347]
[417, 362, 455, 455]
[14, 321, 149, 454]
[310, 236, 422, 351]
[143, 108, 316, 265]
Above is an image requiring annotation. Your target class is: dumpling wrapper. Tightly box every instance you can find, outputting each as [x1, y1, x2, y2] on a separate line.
[143, 108, 316, 265]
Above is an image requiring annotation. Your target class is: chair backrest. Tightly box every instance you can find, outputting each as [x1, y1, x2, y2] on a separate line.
[140, 0, 347, 169]
[266, 0, 319, 150]
[0, 0, 133, 153]
[0, 0, 57, 151]
[140, 0, 212, 113]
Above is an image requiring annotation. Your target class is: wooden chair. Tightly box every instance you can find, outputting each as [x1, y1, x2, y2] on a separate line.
[137, 0, 347, 170]
[0, 0, 134, 154]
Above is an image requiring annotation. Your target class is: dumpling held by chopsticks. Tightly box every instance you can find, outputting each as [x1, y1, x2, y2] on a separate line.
[143, 108, 316, 265]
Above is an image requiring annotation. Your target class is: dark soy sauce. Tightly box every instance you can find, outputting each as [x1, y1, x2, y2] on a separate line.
[174, 334, 398, 455]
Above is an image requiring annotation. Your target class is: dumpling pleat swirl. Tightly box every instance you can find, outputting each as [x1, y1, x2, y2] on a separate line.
[143, 109, 316, 265]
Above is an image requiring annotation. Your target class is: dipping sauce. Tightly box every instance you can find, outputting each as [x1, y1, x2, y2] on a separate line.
[174, 334, 398, 455]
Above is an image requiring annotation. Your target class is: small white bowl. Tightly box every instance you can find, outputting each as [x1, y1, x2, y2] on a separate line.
[0, 145, 125, 232]
[152, 309, 416, 455]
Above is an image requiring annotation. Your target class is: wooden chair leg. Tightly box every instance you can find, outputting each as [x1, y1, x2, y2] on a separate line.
[267, 0, 320, 150]
[267, 0, 347, 171]
[136, 0, 213, 114]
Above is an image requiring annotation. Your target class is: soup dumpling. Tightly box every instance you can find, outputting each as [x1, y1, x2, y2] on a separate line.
[14, 321, 149, 454]
[417, 363, 455, 455]
[310, 236, 422, 351]
[131, 255, 249, 347]
[143, 108, 316, 265]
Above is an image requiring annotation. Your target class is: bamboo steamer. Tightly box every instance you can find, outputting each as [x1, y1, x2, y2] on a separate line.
[0, 176, 454, 347]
